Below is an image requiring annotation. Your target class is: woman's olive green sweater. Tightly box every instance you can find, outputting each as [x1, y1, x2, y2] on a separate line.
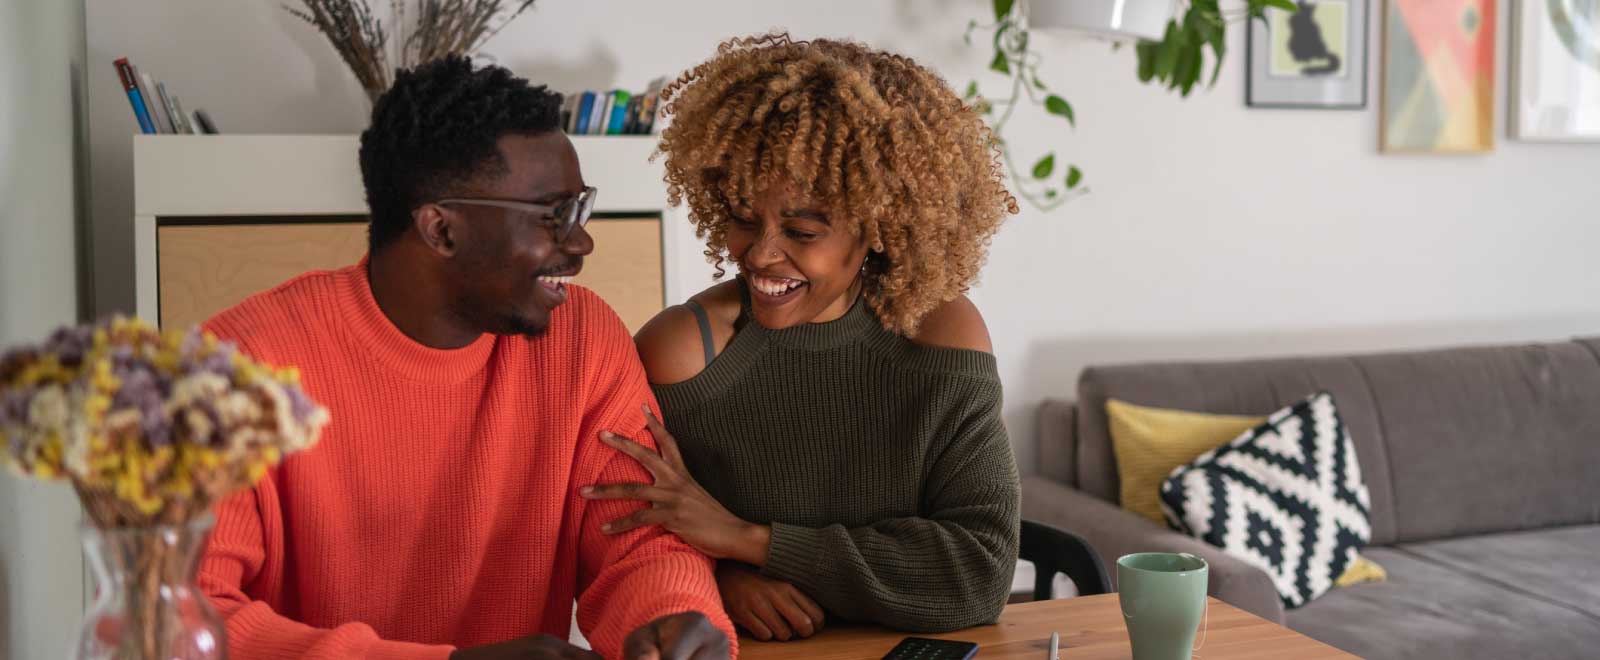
[652, 296, 1020, 633]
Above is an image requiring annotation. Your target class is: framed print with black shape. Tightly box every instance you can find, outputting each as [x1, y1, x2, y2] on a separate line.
[1248, 0, 1369, 108]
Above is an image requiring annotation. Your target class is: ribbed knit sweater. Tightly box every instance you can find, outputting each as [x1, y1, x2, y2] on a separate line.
[651, 294, 1020, 633]
[199, 261, 735, 660]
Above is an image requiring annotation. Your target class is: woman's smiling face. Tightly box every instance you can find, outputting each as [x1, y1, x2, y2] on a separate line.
[726, 184, 871, 330]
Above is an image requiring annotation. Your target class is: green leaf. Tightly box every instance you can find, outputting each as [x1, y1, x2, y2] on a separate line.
[964, 80, 979, 99]
[1065, 166, 1083, 189]
[1031, 153, 1055, 179]
[993, 0, 1015, 21]
[1032, 75, 1047, 90]
[1206, 24, 1227, 86]
[1188, 38, 1206, 88]
[1260, 0, 1297, 12]
[1154, 23, 1183, 80]
[1175, 40, 1200, 95]
[1044, 94, 1075, 127]
[1045, 188, 1060, 199]
[1136, 42, 1157, 82]
[990, 50, 1010, 74]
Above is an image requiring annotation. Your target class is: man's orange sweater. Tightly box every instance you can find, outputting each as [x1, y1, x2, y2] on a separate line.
[199, 262, 735, 660]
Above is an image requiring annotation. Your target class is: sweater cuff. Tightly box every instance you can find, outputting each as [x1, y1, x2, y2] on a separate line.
[761, 522, 823, 585]
[365, 639, 455, 660]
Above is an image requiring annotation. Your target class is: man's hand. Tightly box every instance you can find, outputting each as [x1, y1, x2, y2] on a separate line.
[717, 563, 825, 642]
[622, 611, 731, 660]
[583, 406, 772, 566]
[449, 634, 601, 660]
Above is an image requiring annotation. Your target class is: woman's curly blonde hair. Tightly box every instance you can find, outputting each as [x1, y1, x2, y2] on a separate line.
[656, 32, 1018, 335]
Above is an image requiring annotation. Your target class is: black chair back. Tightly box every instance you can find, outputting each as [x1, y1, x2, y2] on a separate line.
[1019, 519, 1110, 600]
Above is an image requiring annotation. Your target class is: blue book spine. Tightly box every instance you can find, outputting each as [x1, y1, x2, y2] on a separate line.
[128, 88, 156, 134]
[575, 92, 595, 135]
[607, 91, 631, 134]
[115, 58, 156, 134]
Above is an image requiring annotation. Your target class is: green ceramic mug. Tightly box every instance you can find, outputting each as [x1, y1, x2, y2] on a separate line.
[1117, 552, 1209, 660]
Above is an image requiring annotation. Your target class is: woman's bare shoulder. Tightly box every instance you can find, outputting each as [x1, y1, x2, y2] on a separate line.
[909, 295, 993, 354]
[634, 280, 743, 385]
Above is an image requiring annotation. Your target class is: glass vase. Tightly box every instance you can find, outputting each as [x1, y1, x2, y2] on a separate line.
[76, 515, 227, 660]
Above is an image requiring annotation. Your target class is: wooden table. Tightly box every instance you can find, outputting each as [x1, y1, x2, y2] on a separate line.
[738, 594, 1357, 659]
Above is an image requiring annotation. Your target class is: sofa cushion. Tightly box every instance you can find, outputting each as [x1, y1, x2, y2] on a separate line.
[1285, 546, 1600, 660]
[1160, 393, 1372, 608]
[1077, 356, 1396, 543]
[1077, 339, 1600, 545]
[1351, 342, 1600, 541]
[1401, 525, 1600, 617]
[1037, 399, 1077, 486]
[1106, 397, 1263, 525]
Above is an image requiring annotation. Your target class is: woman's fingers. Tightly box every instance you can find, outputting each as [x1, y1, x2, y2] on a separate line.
[787, 588, 826, 632]
[581, 483, 672, 503]
[770, 589, 817, 638]
[733, 608, 773, 642]
[750, 595, 793, 641]
[599, 432, 672, 478]
[641, 405, 687, 469]
[600, 508, 665, 534]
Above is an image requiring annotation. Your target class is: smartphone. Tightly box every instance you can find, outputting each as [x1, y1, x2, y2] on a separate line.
[880, 636, 980, 660]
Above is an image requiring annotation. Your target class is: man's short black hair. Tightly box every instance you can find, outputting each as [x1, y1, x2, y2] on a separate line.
[358, 55, 563, 252]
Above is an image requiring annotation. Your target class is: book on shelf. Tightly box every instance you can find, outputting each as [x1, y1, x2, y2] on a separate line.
[561, 77, 666, 136]
[113, 57, 214, 135]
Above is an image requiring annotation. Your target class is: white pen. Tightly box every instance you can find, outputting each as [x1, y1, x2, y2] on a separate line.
[1048, 631, 1059, 659]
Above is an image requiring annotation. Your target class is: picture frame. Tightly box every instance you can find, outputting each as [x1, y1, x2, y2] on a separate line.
[1380, 0, 1498, 153]
[1247, 0, 1369, 109]
[1510, 0, 1600, 142]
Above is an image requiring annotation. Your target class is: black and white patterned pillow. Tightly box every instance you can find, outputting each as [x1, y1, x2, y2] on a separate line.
[1158, 392, 1371, 608]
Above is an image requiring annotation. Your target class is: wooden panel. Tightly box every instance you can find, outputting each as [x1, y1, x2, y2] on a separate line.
[157, 218, 663, 333]
[158, 223, 368, 330]
[573, 218, 663, 333]
[739, 595, 1358, 660]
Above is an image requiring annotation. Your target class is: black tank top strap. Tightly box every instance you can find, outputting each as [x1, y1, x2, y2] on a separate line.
[681, 300, 716, 367]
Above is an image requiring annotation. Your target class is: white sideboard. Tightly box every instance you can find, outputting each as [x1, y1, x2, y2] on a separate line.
[133, 134, 716, 330]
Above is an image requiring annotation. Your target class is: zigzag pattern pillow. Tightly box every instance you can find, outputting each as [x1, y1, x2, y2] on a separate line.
[1159, 392, 1372, 608]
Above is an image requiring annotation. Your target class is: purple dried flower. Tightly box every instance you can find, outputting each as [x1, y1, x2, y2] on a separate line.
[0, 389, 26, 426]
[284, 387, 318, 424]
[113, 369, 172, 446]
[42, 324, 95, 366]
[195, 348, 235, 378]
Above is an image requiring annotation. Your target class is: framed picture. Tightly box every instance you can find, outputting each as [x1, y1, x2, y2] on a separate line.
[1248, 0, 1369, 108]
[1381, 0, 1498, 153]
[1511, 0, 1600, 141]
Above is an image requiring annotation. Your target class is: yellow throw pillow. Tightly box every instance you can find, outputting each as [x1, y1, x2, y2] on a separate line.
[1106, 398, 1263, 526]
[1105, 398, 1387, 588]
[1334, 554, 1389, 587]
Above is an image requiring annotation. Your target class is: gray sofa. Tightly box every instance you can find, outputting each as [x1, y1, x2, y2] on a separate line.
[1022, 337, 1600, 660]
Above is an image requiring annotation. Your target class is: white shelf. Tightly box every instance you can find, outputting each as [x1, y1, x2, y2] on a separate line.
[132, 134, 714, 323]
[133, 134, 666, 217]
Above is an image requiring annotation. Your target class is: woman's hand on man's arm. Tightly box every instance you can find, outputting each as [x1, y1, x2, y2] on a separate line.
[583, 406, 773, 567]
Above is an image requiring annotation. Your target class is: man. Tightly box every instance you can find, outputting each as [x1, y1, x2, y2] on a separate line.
[198, 56, 734, 660]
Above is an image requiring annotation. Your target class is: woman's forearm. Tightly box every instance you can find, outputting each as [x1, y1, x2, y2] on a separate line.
[733, 522, 773, 567]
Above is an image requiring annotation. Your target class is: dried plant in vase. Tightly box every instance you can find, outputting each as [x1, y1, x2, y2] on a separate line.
[1, 317, 329, 659]
[286, 0, 538, 102]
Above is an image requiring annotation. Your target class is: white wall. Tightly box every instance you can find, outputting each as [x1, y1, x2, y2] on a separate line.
[1, 0, 89, 657]
[85, 1, 1600, 473]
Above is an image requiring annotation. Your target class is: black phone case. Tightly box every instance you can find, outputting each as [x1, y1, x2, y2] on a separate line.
[881, 636, 980, 660]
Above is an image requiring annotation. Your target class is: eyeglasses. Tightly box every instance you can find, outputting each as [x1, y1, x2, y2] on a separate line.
[437, 186, 597, 242]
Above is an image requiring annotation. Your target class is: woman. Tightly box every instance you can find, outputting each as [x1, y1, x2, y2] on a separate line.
[581, 33, 1020, 641]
